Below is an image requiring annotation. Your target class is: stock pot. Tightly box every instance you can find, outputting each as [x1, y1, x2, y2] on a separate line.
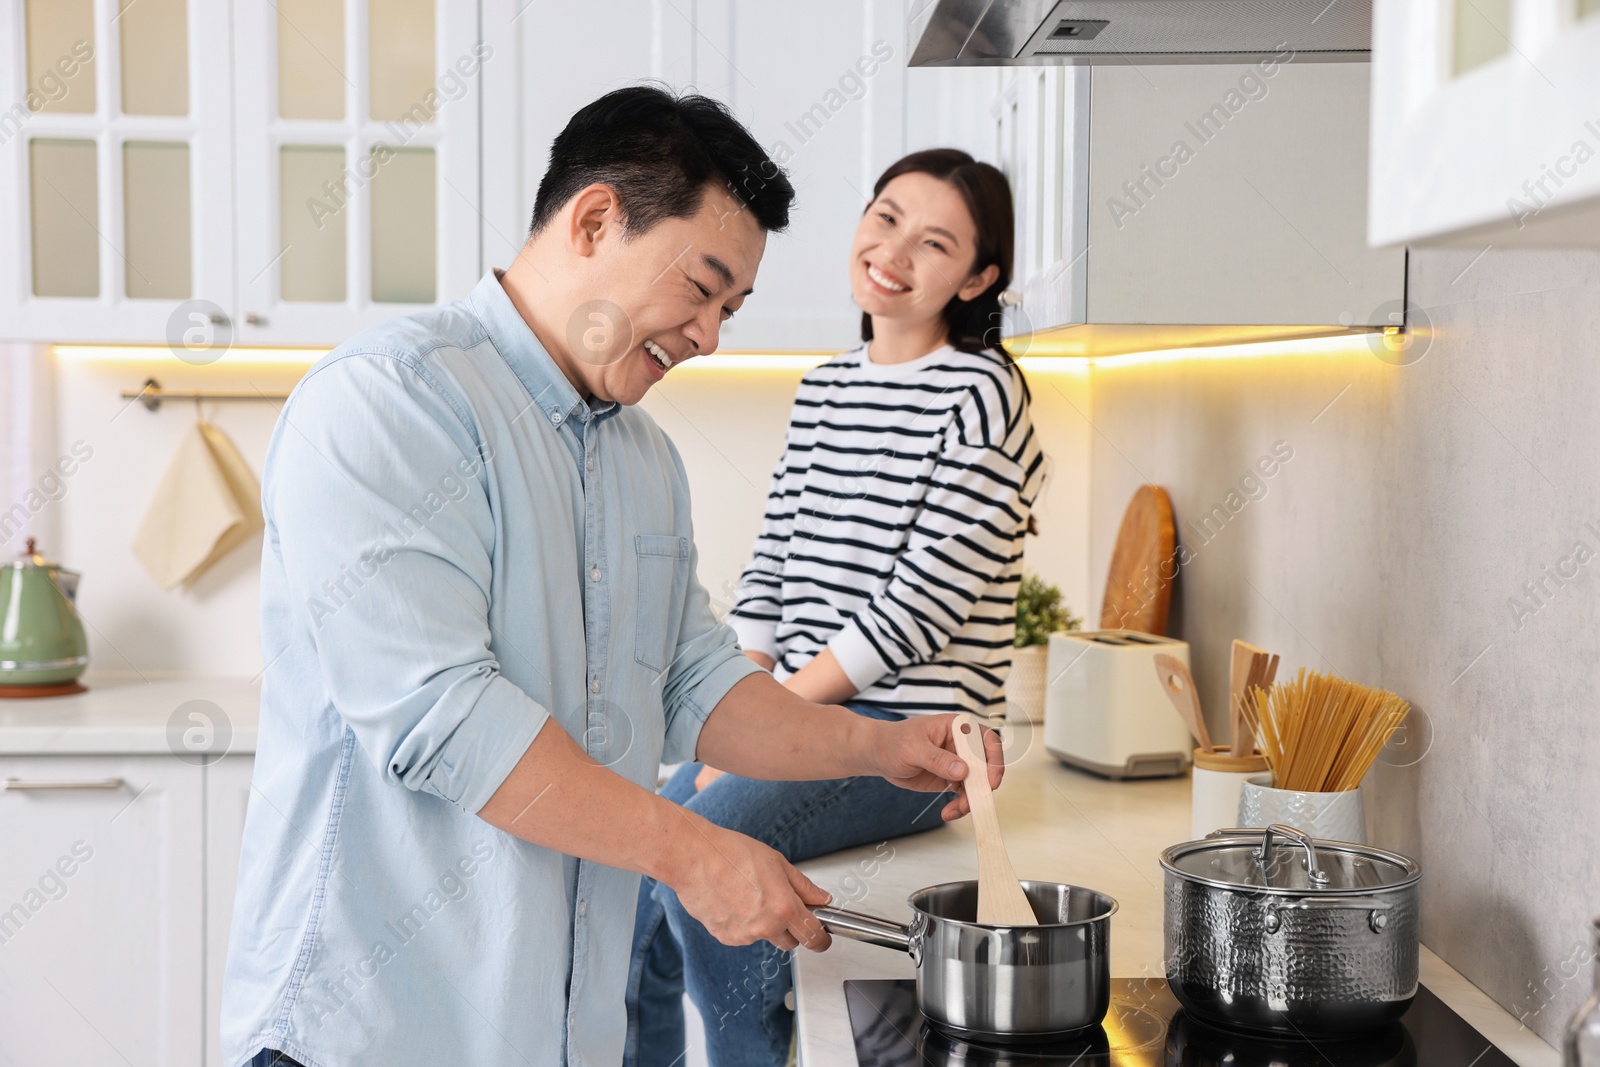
[814, 879, 1117, 1044]
[1160, 824, 1422, 1035]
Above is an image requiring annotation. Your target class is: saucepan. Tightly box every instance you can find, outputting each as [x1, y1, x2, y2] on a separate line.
[1161, 824, 1422, 1035]
[813, 879, 1118, 1045]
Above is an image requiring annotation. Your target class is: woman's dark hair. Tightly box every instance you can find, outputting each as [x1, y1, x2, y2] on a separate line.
[859, 148, 1015, 358]
[530, 85, 794, 236]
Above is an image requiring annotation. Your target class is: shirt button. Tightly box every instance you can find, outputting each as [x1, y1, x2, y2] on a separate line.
[586, 454, 595, 470]
[590, 567, 602, 582]
[550, 411, 562, 425]
[590, 677, 601, 694]
[576, 900, 587, 918]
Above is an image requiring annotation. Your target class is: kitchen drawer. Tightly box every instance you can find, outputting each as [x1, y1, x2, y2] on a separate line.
[0, 754, 204, 1066]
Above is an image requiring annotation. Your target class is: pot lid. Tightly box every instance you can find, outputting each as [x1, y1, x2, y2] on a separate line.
[1160, 825, 1421, 894]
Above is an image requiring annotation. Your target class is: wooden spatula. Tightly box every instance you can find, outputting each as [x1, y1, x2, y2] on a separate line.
[1154, 653, 1213, 751]
[950, 715, 1036, 926]
[1230, 640, 1265, 756]
[1234, 650, 1280, 755]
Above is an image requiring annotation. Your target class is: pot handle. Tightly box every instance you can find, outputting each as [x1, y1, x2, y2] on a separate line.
[810, 906, 912, 952]
[1263, 895, 1395, 934]
[1212, 824, 1330, 886]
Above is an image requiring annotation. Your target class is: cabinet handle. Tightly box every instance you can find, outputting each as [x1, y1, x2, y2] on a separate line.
[2, 777, 126, 791]
[208, 312, 229, 326]
[244, 313, 266, 326]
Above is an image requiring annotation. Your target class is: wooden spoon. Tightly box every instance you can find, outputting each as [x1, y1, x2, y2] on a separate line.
[950, 715, 1036, 926]
[1229, 640, 1264, 756]
[1154, 653, 1213, 751]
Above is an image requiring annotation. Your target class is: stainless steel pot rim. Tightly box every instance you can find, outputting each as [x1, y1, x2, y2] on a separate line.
[909, 879, 1120, 929]
[1159, 833, 1421, 896]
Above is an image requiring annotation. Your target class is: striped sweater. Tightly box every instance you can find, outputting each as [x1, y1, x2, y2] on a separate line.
[728, 344, 1044, 717]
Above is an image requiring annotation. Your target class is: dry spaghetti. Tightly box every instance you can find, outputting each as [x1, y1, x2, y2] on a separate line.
[1239, 667, 1409, 792]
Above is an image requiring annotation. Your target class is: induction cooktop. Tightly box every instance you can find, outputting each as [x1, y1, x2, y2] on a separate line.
[842, 978, 1520, 1067]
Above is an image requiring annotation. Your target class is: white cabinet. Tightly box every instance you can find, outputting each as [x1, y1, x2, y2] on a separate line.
[1083, 64, 1402, 329]
[903, 65, 1003, 164]
[0, 755, 205, 1067]
[703, 0, 909, 350]
[0, 0, 236, 343]
[482, 0, 913, 352]
[231, 0, 483, 344]
[963, 61, 1406, 355]
[1369, 0, 1600, 248]
[0, 0, 484, 346]
[479, 0, 697, 282]
[205, 756, 254, 1067]
[988, 66, 1091, 341]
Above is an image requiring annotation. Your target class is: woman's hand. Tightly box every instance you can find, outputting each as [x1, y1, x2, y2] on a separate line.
[868, 714, 1005, 821]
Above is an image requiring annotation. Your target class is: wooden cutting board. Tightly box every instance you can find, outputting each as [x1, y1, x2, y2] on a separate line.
[1099, 484, 1177, 634]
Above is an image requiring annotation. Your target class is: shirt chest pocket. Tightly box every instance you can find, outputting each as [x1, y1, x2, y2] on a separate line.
[633, 534, 690, 673]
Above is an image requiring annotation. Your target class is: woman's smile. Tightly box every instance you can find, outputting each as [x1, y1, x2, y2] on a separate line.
[865, 262, 911, 294]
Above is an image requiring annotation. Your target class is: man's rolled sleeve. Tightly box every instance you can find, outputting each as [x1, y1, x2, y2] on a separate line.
[662, 645, 763, 766]
[420, 676, 550, 812]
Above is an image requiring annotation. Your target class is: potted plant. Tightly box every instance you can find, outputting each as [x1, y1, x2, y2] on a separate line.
[1008, 573, 1082, 722]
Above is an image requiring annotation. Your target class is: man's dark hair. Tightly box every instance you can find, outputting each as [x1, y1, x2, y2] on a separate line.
[530, 85, 794, 237]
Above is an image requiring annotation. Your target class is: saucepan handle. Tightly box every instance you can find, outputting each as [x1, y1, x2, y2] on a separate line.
[1263, 895, 1394, 934]
[810, 906, 912, 951]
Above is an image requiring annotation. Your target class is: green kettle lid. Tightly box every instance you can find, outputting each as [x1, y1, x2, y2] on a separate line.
[12, 537, 66, 570]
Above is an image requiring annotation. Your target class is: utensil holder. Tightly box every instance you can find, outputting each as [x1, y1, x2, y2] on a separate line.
[1190, 747, 1268, 839]
[1237, 773, 1367, 843]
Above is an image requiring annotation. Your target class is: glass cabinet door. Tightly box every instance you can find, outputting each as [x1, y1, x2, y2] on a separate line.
[233, 0, 483, 345]
[0, 0, 235, 341]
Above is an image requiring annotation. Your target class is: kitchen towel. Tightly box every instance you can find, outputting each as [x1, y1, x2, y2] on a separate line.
[132, 420, 264, 590]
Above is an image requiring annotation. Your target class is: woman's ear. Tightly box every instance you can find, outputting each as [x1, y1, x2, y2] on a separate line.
[957, 263, 1000, 302]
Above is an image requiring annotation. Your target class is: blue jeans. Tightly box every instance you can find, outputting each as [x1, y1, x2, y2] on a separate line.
[623, 704, 952, 1067]
[245, 1052, 302, 1067]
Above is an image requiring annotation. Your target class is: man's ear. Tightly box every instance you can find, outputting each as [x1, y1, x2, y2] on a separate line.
[957, 263, 1000, 302]
[567, 183, 622, 258]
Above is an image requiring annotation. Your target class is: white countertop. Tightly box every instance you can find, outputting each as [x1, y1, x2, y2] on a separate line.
[0, 674, 261, 754]
[793, 718, 1558, 1067]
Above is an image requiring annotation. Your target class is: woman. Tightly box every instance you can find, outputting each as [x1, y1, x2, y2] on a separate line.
[624, 149, 1044, 1067]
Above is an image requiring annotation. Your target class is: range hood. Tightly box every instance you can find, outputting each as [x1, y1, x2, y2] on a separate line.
[908, 0, 1371, 66]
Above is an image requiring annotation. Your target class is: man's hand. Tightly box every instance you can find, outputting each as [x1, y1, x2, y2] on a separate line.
[693, 764, 726, 791]
[867, 714, 1006, 822]
[661, 809, 833, 953]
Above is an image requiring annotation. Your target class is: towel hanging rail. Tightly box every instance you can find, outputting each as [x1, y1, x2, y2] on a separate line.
[120, 378, 293, 413]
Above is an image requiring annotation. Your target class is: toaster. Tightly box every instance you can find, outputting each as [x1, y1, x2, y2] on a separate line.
[1044, 629, 1193, 779]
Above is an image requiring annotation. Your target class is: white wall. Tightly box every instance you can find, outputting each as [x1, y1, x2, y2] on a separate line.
[2, 345, 58, 553]
[36, 351, 1091, 678]
[1085, 246, 1600, 1045]
[48, 357, 303, 677]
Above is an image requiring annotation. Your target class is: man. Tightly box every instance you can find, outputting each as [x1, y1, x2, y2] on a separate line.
[222, 86, 1002, 1067]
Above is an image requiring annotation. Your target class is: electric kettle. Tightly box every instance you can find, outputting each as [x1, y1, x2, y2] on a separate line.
[0, 538, 89, 695]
